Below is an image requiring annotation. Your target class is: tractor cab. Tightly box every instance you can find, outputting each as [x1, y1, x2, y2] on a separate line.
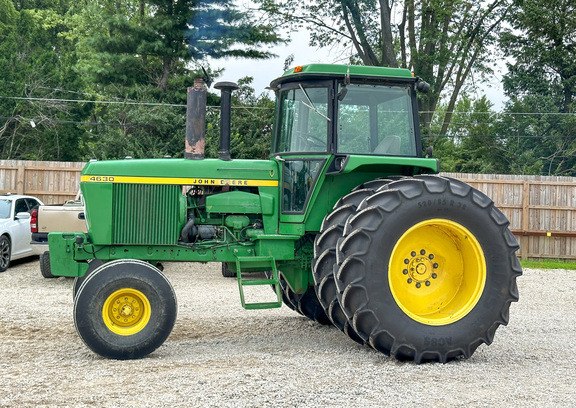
[269, 64, 429, 217]
[271, 64, 422, 157]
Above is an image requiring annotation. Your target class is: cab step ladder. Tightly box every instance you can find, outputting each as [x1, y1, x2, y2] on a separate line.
[235, 256, 282, 310]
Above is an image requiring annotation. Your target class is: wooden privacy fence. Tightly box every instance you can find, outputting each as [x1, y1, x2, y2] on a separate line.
[442, 172, 576, 260]
[0, 160, 574, 260]
[0, 160, 84, 204]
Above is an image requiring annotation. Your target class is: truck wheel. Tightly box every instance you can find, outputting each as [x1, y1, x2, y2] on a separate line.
[73, 259, 177, 359]
[72, 259, 104, 300]
[40, 251, 55, 278]
[336, 175, 522, 362]
[0, 235, 10, 272]
[313, 178, 399, 344]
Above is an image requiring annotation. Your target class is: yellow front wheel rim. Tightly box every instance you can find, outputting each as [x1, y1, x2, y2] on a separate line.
[389, 219, 486, 326]
[102, 288, 151, 336]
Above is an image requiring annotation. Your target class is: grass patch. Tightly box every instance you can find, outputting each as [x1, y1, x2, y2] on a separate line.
[520, 259, 576, 270]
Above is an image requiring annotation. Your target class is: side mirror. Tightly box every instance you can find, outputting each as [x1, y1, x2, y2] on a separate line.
[16, 212, 31, 220]
[416, 78, 430, 93]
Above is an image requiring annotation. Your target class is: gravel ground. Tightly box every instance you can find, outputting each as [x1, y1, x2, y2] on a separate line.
[0, 259, 575, 408]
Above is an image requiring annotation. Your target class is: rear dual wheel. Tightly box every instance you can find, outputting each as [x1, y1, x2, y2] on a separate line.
[74, 259, 177, 359]
[319, 175, 521, 362]
[312, 178, 400, 344]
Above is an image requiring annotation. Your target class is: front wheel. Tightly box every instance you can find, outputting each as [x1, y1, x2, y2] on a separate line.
[336, 175, 522, 362]
[74, 259, 177, 359]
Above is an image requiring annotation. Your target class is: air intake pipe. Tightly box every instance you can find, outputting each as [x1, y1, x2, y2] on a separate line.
[214, 81, 239, 161]
[185, 78, 207, 160]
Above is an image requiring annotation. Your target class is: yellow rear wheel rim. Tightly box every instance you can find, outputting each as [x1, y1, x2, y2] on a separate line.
[389, 219, 486, 326]
[102, 288, 151, 336]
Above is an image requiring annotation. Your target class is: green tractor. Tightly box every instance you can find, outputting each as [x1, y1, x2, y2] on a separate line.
[49, 64, 521, 363]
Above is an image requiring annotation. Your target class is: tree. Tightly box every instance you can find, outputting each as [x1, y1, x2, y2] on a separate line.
[68, 0, 283, 159]
[257, 0, 510, 135]
[205, 76, 274, 159]
[501, 0, 576, 113]
[499, 0, 576, 176]
[0, 0, 87, 161]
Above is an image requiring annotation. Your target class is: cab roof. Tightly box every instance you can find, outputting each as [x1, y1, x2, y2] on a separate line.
[269, 64, 415, 88]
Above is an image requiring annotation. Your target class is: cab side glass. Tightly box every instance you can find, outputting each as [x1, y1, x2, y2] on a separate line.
[337, 84, 416, 156]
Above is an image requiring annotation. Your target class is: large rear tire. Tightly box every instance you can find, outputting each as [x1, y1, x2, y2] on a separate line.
[267, 270, 332, 325]
[336, 175, 522, 362]
[74, 259, 177, 359]
[313, 178, 400, 344]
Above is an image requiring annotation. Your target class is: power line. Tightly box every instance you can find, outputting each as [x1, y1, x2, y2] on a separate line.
[0, 116, 153, 128]
[0, 95, 274, 110]
[429, 134, 576, 139]
[0, 95, 186, 107]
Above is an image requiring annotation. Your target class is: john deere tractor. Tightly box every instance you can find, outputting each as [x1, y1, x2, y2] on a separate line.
[49, 64, 521, 363]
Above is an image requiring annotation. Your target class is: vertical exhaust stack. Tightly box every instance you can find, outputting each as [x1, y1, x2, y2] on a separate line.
[214, 81, 239, 161]
[185, 78, 207, 160]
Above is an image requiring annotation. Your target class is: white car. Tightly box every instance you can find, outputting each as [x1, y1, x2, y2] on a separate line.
[0, 194, 44, 272]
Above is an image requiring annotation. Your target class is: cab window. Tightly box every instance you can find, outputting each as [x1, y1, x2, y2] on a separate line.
[337, 84, 416, 156]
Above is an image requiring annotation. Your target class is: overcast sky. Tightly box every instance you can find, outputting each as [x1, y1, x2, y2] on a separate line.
[209, 30, 508, 111]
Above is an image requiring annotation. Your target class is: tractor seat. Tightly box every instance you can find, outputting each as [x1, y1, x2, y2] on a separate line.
[373, 135, 402, 155]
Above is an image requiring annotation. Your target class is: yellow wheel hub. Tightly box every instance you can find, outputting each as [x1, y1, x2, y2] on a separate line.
[102, 288, 151, 336]
[389, 219, 486, 326]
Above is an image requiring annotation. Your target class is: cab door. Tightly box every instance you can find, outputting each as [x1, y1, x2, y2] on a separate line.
[273, 81, 333, 230]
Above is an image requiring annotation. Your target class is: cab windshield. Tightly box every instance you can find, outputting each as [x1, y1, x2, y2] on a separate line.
[275, 84, 329, 153]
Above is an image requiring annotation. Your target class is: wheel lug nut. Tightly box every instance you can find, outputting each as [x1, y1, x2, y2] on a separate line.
[415, 282, 421, 288]
[425, 281, 431, 286]
[433, 263, 439, 269]
[429, 254, 434, 260]
[411, 251, 416, 257]
[432, 273, 437, 279]
[404, 259, 409, 264]
[407, 278, 413, 284]
[420, 249, 426, 255]
[403, 269, 408, 275]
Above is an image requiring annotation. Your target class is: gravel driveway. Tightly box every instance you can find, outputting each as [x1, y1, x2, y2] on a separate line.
[0, 259, 575, 407]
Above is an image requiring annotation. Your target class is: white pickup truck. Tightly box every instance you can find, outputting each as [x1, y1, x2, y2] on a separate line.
[30, 193, 87, 278]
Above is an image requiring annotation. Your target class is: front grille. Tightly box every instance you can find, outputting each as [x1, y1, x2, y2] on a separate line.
[112, 184, 180, 245]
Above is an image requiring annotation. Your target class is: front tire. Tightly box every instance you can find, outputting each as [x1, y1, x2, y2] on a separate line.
[72, 259, 104, 300]
[74, 259, 177, 359]
[336, 175, 522, 362]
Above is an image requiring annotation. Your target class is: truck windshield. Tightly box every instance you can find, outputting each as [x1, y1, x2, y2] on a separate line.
[337, 84, 416, 156]
[275, 85, 329, 153]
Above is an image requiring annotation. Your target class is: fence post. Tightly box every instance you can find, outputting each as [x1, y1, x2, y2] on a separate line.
[16, 165, 25, 195]
[520, 181, 530, 260]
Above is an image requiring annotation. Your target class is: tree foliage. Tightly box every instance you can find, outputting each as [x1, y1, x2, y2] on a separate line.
[0, 0, 282, 161]
[257, 0, 510, 134]
[498, 0, 576, 175]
